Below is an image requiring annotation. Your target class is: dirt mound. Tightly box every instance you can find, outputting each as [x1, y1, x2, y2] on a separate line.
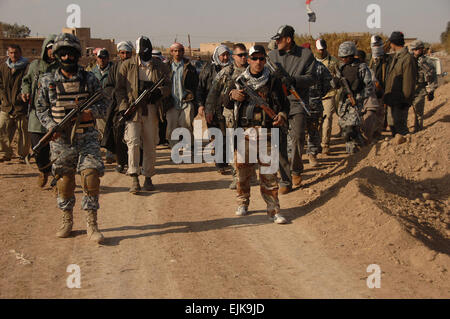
[288, 80, 450, 291]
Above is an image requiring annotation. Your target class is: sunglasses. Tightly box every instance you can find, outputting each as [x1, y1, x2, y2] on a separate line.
[234, 53, 248, 57]
[58, 48, 76, 57]
[249, 56, 266, 62]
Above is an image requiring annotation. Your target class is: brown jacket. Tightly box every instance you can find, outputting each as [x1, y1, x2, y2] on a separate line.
[116, 56, 171, 120]
[383, 47, 417, 107]
[0, 62, 29, 115]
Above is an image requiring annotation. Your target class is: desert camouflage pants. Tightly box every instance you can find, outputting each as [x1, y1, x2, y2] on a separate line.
[235, 129, 280, 217]
[50, 127, 104, 211]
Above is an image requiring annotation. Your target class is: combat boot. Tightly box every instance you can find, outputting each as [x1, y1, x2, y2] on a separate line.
[143, 177, 155, 191]
[129, 174, 141, 194]
[308, 154, 319, 167]
[86, 210, 104, 244]
[56, 210, 73, 238]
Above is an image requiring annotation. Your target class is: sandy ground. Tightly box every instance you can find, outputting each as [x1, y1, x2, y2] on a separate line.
[0, 58, 449, 299]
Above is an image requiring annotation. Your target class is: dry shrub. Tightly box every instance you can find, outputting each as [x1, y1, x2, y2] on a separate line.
[294, 32, 390, 59]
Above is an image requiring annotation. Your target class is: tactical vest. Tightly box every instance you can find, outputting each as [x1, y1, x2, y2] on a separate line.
[341, 62, 364, 96]
[416, 56, 431, 85]
[219, 65, 235, 109]
[51, 74, 93, 128]
[239, 85, 271, 127]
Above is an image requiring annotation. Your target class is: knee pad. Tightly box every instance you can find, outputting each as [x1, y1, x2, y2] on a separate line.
[81, 168, 100, 197]
[57, 174, 76, 200]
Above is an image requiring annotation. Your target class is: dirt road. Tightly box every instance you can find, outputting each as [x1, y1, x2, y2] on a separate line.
[1, 75, 449, 299]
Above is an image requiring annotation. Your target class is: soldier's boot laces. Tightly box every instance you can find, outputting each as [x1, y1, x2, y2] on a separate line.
[56, 210, 73, 238]
[86, 210, 104, 244]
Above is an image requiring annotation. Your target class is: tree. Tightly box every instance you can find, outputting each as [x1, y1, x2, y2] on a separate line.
[0, 21, 31, 38]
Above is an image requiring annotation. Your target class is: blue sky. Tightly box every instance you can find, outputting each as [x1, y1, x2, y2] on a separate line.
[0, 0, 448, 47]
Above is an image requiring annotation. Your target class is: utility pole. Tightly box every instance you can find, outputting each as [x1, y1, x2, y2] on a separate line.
[188, 34, 192, 57]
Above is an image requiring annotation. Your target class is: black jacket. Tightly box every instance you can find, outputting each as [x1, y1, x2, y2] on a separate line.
[196, 61, 222, 107]
[268, 44, 317, 115]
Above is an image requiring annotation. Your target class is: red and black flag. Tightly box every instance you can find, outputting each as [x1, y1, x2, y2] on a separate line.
[306, 0, 316, 22]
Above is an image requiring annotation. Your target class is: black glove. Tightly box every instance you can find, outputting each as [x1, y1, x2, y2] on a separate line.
[149, 88, 163, 104]
[282, 76, 296, 89]
[427, 91, 434, 101]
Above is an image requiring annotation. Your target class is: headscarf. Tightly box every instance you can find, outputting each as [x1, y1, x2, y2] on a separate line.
[136, 36, 152, 62]
[170, 42, 184, 51]
[212, 44, 232, 67]
[117, 41, 133, 52]
[237, 65, 271, 91]
[371, 35, 384, 58]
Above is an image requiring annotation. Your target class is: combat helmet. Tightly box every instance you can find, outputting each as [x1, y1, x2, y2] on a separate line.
[338, 41, 356, 57]
[52, 33, 82, 58]
[410, 40, 425, 50]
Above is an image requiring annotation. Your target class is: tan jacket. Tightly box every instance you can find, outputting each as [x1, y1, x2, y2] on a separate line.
[116, 56, 171, 120]
[383, 47, 417, 107]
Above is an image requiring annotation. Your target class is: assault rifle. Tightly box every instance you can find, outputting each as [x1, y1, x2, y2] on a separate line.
[236, 77, 288, 135]
[265, 59, 311, 116]
[335, 66, 357, 107]
[334, 66, 363, 123]
[25, 89, 104, 165]
[116, 76, 166, 126]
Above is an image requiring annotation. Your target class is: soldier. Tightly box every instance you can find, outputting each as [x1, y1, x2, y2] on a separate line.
[306, 59, 332, 166]
[383, 31, 417, 137]
[335, 41, 374, 154]
[21, 35, 58, 187]
[205, 43, 251, 189]
[197, 44, 232, 174]
[92, 48, 115, 164]
[102, 41, 133, 173]
[315, 38, 339, 156]
[0, 44, 30, 162]
[166, 42, 199, 149]
[234, 45, 288, 224]
[410, 40, 437, 133]
[35, 33, 107, 243]
[269, 25, 317, 193]
[116, 36, 171, 194]
[368, 35, 392, 139]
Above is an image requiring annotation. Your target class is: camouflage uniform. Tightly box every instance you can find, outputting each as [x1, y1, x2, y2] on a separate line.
[234, 66, 288, 221]
[306, 60, 332, 155]
[206, 63, 247, 185]
[412, 54, 437, 132]
[206, 63, 247, 129]
[36, 66, 107, 211]
[336, 60, 374, 154]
